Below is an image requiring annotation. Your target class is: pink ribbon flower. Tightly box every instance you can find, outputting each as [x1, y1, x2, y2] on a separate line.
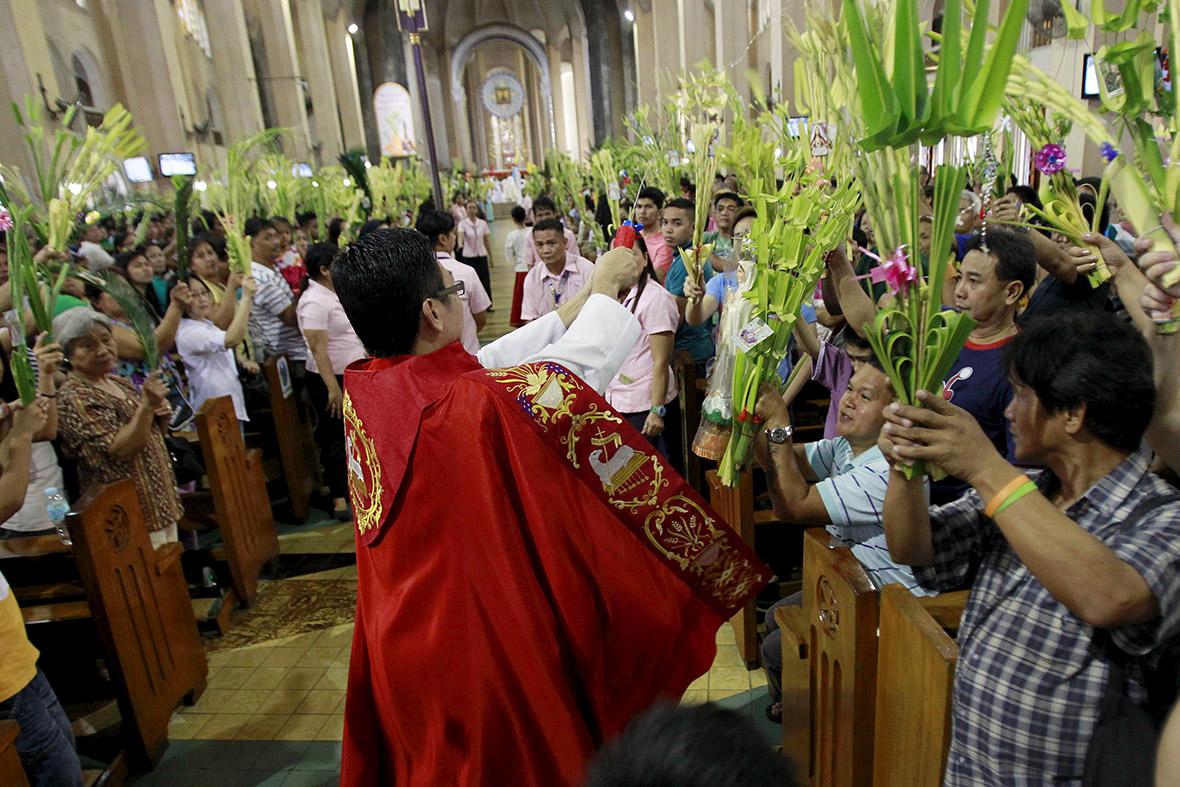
[0, 207, 12, 233]
[858, 245, 918, 297]
[1035, 144, 1067, 175]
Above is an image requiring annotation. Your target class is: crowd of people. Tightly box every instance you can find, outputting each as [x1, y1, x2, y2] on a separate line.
[2, 155, 1180, 786]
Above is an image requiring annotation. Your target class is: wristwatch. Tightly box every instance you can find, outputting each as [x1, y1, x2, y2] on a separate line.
[764, 425, 794, 444]
[650, 404, 667, 417]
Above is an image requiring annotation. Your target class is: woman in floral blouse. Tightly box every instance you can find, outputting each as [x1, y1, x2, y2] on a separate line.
[53, 308, 182, 546]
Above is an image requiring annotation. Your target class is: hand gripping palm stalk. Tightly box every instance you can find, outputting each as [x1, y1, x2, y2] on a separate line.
[716, 174, 860, 486]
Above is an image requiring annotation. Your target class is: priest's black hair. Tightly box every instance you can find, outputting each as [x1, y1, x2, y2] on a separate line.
[335, 228, 444, 358]
[584, 702, 799, 787]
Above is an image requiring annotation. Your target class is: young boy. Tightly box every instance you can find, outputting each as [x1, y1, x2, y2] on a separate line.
[505, 206, 531, 327]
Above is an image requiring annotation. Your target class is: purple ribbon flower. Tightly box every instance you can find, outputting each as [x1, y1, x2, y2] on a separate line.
[1100, 142, 1119, 163]
[1035, 144, 1067, 175]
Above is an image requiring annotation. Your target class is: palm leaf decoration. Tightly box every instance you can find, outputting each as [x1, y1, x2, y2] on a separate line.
[338, 150, 372, 219]
[76, 269, 160, 370]
[172, 175, 195, 279]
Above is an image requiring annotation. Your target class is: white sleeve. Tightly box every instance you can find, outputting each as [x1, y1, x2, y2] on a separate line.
[478, 312, 567, 369]
[477, 294, 639, 395]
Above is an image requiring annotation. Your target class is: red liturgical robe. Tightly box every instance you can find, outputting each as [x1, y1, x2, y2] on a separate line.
[341, 342, 769, 786]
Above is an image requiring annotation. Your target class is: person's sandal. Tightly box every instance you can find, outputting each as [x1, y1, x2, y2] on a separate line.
[765, 702, 782, 724]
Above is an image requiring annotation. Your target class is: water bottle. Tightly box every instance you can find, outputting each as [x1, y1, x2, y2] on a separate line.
[44, 487, 70, 545]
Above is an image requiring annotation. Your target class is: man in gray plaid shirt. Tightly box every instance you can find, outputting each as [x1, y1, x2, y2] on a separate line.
[877, 311, 1180, 785]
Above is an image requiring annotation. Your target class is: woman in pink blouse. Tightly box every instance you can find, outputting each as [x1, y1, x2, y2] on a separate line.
[605, 237, 681, 471]
[297, 244, 368, 520]
[457, 200, 493, 308]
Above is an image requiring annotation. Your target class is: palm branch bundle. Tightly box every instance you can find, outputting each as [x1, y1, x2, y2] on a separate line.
[717, 165, 861, 486]
[206, 128, 284, 273]
[338, 150, 373, 219]
[75, 268, 160, 369]
[589, 148, 622, 236]
[4, 206, 44, 404]
[172, 175, 195, 279]
[256, 152, 300, 222]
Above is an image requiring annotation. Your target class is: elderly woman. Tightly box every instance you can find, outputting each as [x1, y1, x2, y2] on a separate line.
[54, 308, 182, 547]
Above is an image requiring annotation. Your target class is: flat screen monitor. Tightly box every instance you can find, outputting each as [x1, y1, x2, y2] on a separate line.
[787, 116, 809, 138]
[123, 156, 153, 183]
[158, 152, 197, 177]
[1082, 54, 1101, 98]
[293, 163, 314, 178]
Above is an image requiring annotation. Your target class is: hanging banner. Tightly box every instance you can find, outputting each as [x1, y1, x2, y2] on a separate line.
[373, 82, 417, 157]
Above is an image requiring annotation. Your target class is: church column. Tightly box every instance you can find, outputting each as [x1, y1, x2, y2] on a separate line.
[89, 0, 191, 165]
[292, 0, 345, 160]
[714, 0, 750, 109]
[678, 0, 708, 73]
[205, 0, 265, 142]
[448, 48, 476, 169]
[651, 0, 681, 92]
[0, 0, 64, 180]
[325, 10, 366, 152]
[570, 34, 594, 158]
[251, 0, 312, 161]
[633, 6, 658, 110]
[769, 0, 785, 103]
[548, 44, 569, 155]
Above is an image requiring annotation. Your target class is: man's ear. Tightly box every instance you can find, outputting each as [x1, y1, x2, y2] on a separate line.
[420, 297, 445, 335]
[1005, 279, 1025, 306]
[1063, 403, 1087, 436]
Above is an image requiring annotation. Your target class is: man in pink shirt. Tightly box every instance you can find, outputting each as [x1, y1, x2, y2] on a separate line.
[520, 218, 595, 322]
[457, 200, 493, 307]
[416, 210, 491, 354]
[634, 187, 673, 281]
[520, 196, 578, 269]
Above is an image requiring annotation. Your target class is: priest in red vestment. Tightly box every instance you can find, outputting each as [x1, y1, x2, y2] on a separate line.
[334, 229, 770, 786]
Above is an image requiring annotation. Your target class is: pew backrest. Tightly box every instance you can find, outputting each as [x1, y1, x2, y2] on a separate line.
[800, 527, 879, 787]
[66, 480, 207, 770]
[195, 396, 279, 605]
[263, 354, 314, 521]
[872, 583, 965, 787]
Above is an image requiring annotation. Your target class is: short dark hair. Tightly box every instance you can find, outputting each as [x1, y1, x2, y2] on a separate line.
[533, 196, 557, 214]
[532, 217, 564, 236]
[190, 232, 227, 261]
[244, 216, 274, 238]
[731, 206, 757, 228]
[358, 218, 390, 238]
[713, 191, 743, 208]
[511, 206, 526, 223]
[636, 186, 666, 209]
[415, 210, 455, 246]
[333, 228, 444, 357]
[1005, 185, 1043, 211]
[270, 216, 292, 229]
[965, 228, 1036, 296]
[304, 243, 340, 280]
[296, 211, 317, 229]
[584, 702, 799, 787]
[1007, 311, 1154, 452]
[664, 197, 695, 219]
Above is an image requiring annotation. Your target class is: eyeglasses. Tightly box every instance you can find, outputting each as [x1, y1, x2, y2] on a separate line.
[431, 281, 464, 300]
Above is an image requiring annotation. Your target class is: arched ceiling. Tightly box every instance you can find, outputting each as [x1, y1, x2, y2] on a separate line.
[346, 0, 587, 50]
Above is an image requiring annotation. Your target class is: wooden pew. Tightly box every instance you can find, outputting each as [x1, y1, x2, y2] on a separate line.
[707, 467, 789, 667]
[262, 354, 317, 522]
[63, 480, 208, 771]
[872, 586, 968, 787]
[779, 528, 879, 787]
[673, 351, 704, 494]
[193, 396, 280, 606]
[0, 721, 29, 787]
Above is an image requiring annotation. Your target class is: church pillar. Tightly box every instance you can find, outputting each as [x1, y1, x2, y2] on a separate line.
[205, 0, 265, 142]
[652, 0, 681, 89]
[448, 48, 476, 169]
[292, 0, 344, 160]
[633, 7, 659, 110]
[714, 0, 750, 110]
[251, 0, 311, 160]
[89, 0, 191, 165]
[0, 0, 64, 182]
[547, 44, 569, 156]
[570, 34, 593, 157]
[325, 11, 366, 152]
[678, 0, 708, 74]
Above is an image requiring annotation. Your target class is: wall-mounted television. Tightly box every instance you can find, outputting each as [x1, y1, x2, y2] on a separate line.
[123, 156, 153, 183]
[158, 152, 197, 177]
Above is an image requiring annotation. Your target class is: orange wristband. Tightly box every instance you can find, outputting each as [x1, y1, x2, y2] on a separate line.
[984, 474, 1029, 518]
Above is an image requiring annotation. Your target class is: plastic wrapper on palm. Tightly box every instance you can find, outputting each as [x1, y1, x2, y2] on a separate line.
[864, 166, 976, 480]
[716, 175, 860, 486]
[4, 98, 146, 252]
[75, 269, 160, 370]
